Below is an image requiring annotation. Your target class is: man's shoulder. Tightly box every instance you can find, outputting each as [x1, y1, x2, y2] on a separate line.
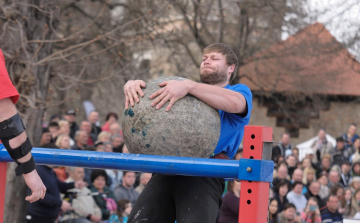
[226, 84, 251, 95]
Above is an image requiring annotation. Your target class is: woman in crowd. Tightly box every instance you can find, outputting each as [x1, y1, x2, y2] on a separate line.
[303, 167, 316, 190]
[341, 188, 353, 218]
[104, 141, 114, 153]
[317, 173, 329, 199]
[352, 163, 360, 178]
[117, 199, 132, 223]
[53, 134, 72, 181]
[101, 112, 119, 132]
[300, 197, 321, 223]
[351, 138, 360, 163]
[351, 177, 360, 193]
[330, 185, 347, 215]
[268, 198, 279, 223]
[273, 180, 289, 213]
[58, 120, 74, 146]
[219, 180, 240, 223]
[97, 131, 111, 142]
[301, 158, 312, 170]
[348, 188, 360, 218]
[90, 169, 117, 221]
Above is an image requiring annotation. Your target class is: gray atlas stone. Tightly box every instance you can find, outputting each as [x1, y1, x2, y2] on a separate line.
[122, 76, 221, 158]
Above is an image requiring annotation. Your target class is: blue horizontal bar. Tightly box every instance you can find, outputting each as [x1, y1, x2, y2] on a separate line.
[238, 159, 274, 182]
[0, 144, 273, 182]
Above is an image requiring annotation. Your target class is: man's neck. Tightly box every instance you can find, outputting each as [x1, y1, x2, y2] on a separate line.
[213, 81, 229, 88]
[122, 183, 131, 189]
[77, 142, 84, 149]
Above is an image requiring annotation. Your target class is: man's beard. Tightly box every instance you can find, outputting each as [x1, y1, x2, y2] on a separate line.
[200, 68, 227, 85]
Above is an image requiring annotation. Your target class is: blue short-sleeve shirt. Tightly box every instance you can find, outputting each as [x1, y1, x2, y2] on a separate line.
[212, 84, 252, 159]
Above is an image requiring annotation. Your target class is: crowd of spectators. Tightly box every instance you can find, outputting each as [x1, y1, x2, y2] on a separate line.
[26, 109, 151, 223]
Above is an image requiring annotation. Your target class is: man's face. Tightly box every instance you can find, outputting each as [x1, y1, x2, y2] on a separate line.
[342, 164, 351, 174]
[318, 130, 326, 139]
[64, 114, 75, 123]
[71, 167, 85, 181]
[281, 134, 290, 146]
[327, 196, 338, 212]
[293, 184, 303, 194]
[110, 123, 121, 135]
[329, 172, 339, 183]
[292, 169, 303, 182]
[49, 126, 59, 135]
[309, 182, 320, 195]
[284, 207, 296, 221]
[80, 122, 92, 134]
[277, 165, 288, 179]
[336, 141, 344, 150]
[123, 172, 136, 188]
[41, 132, 52, 145]
[322, 158, 331, 169]
[112, 137, 123, 148]
[349, 125, 357, 136]
[200, 52, 231, 85]
[286, 156, 296, 167]
[88, 112, 99, 124]
[77, 132, 88, 145]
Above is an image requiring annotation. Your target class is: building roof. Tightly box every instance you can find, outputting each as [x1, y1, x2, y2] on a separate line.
[239, 22, 360, 96]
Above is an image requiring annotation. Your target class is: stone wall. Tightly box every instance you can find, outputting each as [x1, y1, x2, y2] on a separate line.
[249, 98, 360, 145]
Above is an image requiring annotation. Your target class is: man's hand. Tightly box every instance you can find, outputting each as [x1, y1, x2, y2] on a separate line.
[91, 215, 102, 222]
[75, 181, 87, 189]
[150, 80, 192, 111]
[24, 169, 46, 203]
[61, 200, 73, 212]
[124, 80, 146, 109]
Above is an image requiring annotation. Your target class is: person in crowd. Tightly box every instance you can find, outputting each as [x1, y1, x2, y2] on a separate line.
[329, 185, 347, 215]
[352, 162, 360, 178]
[90, 170, 117, 221]
[135, 173, 152, 195]
[55, 134, 71, 150]
[347, 188, 360, 218]
[105, 168, 123, 191]
[342, 123, 359, 150]
[273, 180, 290, 213]
[58, 120, 74, 146]
[350, 176, 360, 192]
[286, 155, 297, 177]
[103, 141, 114, 153]
[80, 121, 97, 146]
[275, 155, 285, 165]
[272, 133, 291, 161]
[317, 172, 329, 199]
[113, 171, 139, 205]
[40, 128, 53, 147]
[291, 168, 307, 194]
[320, 195, 343, 223]
[117, 199, 132, 223]
[273, 161, 291, 189]
[268, 198, 279, 223]
[97, 131, 111, 143]
[332, 137, 349, 167]
[88, 111, 102, 136]
[327, 170, 342, 188]
[316, 155, 331, 178]
[341, 188, 352, 218]
[340, 160, 352, 187]
[351, 138, 360, 163]
[61, 167, 102, 223]
[310, 129, 334, 164]
[303, 167, 316, 190]
[26, 165, 86, 223]
[292, 147, 300, 163]
[301, 157, 312, 170]
[94, 141, 105, 152]
[218, 180, 240, 223]
[48, 122, 60, 143]
[278, 203, 301, 223]
[109, 122, 122, 136]
[286, 181, 307, 213]
[71, 130, 89, 151]
[111, 134, 124, 153]
[101, 112, 119, 133]
[304, 181, 325, 210]
[64, 109, 79, 139]
[300, 197, 321, 223]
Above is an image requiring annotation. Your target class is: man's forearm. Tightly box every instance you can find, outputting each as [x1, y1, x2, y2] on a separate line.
[186, 80, 246, 114]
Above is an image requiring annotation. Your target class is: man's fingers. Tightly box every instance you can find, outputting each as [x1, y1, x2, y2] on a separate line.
[127, 90, 135, 107]
[41, 187, 46, 199]
[135, 85, 145, 98]
[150, 88, 165, 100]
[125, 95, 129, 109]
[25, 193, 36, 203]
[158, 81, 168, 87]
[166, 98, 177, 112]
[131, 88, 140, 103]
[156, 95, 171, 110]
[140, 81, 146, 88]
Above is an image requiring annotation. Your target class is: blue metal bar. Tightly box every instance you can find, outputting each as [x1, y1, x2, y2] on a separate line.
[0, 145, 273, 181]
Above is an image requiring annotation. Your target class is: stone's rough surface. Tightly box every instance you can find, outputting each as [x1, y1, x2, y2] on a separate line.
[122, 76, 221, 158]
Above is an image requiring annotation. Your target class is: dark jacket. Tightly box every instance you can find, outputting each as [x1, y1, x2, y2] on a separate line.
[69, 122, 79, 139]
[304, 191, 325, 210]
[27, 165, 75, 218]
[91, 124, 102, 136]
[272, 143, 291, 161]
[218, 191, 239, 223]
[320, 207, 343, 223]
[274, 193, 289, 213]
[91, 186, 116, 220]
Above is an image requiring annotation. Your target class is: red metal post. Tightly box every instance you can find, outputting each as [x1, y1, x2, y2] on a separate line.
[239, 126, 273, 223]
[0, 162, 6, 223]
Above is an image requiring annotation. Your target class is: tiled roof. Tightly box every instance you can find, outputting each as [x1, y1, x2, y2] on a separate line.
[239, 22, 360, 96]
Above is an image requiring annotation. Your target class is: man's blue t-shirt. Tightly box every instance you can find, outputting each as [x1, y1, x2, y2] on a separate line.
[212, 84, 252, 159]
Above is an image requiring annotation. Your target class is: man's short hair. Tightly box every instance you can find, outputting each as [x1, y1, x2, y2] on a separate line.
[123, 171, 135, 177]
[48, 122, 59, 128]
[292, 181, 303, 190]
[327, 194, 338, 202]
[203, 43, 238, 82]
[276, 161, 288, 171]
[322, 154, 331, 161]
[111, 134, 123, 142]
[283, 203, 296, 211]
[74, 130, 86, 140]
[336, 137, 344, 142]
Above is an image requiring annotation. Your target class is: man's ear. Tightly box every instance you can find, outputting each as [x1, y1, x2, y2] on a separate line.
[227, 64, 235, 78]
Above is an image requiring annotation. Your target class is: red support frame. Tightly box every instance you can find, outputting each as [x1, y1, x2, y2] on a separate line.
[0, 162, 6, 223]
[239, 126, 273, 223]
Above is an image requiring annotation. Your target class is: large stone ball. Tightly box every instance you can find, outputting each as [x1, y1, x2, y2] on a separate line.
[122, 76, 221, 158]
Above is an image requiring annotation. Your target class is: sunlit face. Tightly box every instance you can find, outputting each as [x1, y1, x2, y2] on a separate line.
[269, 200, 278, 215]
[60, 135, 70, 149]
[93, 176, 106, 190]
[200, 52, 231, 85]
